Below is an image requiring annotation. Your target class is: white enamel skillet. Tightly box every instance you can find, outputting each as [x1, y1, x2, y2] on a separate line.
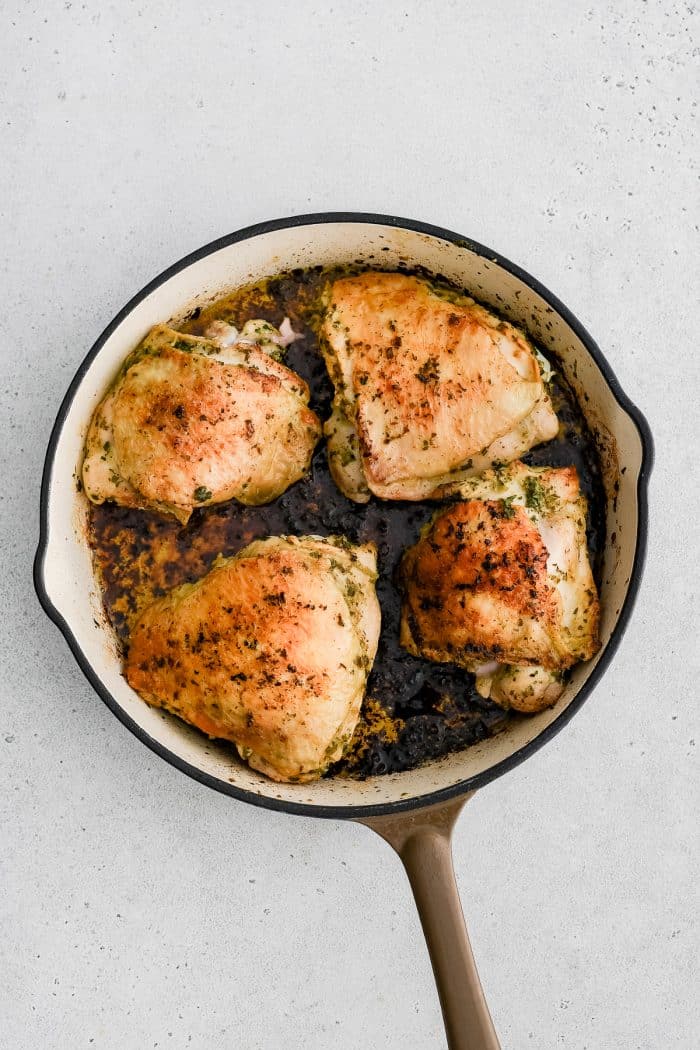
[34, 214, 652, 1050]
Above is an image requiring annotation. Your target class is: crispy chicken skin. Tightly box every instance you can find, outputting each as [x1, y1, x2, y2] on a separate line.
[82, 324, 321, 524]
[399, 461, 600, 712]
[321, 272, 558, 502]
[125, 535, 380, 782]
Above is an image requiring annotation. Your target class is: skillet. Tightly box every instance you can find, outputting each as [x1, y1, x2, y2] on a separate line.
[34, 213, 653, 1050]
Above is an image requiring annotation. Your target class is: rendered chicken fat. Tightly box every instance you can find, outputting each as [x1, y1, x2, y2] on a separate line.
[86, 265, 608, 776]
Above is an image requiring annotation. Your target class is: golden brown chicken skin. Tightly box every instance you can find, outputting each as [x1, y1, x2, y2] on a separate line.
[399, 461, 600, 712]
[125, 535, 380, 782]
[321, 272, 558, 502]
[82, 324, 321, 523]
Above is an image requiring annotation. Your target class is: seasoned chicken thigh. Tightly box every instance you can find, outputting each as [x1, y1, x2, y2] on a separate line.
[82, 322, 320, 523]
[399, 461, 600, 712]
[126, 535, 380, 782]
[321, 272, 558, 502]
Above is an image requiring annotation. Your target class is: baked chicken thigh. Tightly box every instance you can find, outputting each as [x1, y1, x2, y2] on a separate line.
[321, 272, 558, 502]
[126, 535, 380, 782]
[83, 322, 320, 523]
[399, 461, 600, 712]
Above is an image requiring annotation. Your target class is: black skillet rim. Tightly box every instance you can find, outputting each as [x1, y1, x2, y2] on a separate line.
[33, 212, 654, 820]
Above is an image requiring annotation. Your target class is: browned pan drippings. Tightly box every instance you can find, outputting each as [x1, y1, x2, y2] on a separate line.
[87, 266, 606, 778]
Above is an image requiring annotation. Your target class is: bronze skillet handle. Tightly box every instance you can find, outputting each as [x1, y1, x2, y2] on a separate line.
[358, 794, 500, 1050]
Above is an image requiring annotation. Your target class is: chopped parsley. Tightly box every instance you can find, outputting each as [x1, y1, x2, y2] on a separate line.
[491, 461, 509, 488]
[193, 486, 212, 502]
[522, 477, 557, 513]
[501, 495, 517, 519]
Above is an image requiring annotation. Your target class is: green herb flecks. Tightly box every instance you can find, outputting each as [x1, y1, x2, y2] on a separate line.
[501, 495, 517, 519]
[522, 477, 558, 514]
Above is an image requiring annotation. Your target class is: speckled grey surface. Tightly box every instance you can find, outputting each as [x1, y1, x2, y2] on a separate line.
[2, 2, 698, 1048]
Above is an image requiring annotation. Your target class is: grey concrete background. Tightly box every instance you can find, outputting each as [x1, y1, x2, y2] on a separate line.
[2, 2, 698, 1047]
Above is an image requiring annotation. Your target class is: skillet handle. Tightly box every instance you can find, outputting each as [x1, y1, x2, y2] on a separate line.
[359, 794, 500, 1050]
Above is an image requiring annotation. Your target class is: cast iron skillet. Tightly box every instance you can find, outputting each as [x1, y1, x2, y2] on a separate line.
[34, 214, 652, 1050]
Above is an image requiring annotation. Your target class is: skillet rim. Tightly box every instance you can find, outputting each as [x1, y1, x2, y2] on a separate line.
[33, 211, 654, 819]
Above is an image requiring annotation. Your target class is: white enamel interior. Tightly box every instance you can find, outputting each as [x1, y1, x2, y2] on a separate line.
[41, 221, 645, 810]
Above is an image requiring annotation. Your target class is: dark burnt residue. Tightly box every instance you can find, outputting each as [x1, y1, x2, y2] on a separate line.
[88, 266, 606, 779]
